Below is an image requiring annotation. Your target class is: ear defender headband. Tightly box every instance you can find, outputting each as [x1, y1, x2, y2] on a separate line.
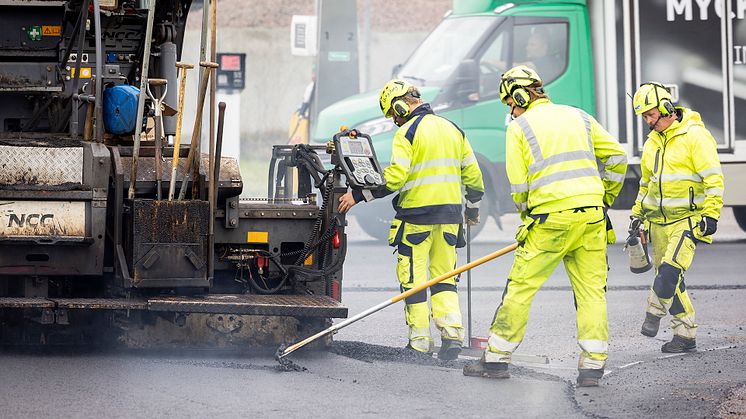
[646, 82, 675, 116]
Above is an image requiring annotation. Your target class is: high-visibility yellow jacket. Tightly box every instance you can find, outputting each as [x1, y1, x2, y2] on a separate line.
[354, 103, 484, 224]
[631, 107, 724, 225]
[506, 99, 627, 216]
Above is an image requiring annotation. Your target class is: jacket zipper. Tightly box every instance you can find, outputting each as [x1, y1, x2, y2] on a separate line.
[658, 136, 667, 223]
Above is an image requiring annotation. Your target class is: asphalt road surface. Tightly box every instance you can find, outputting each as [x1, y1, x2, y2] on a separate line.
[0, 210, 744, 418]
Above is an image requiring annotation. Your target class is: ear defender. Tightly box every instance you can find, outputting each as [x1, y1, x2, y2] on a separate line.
[659, 98, 675, 116]
[505, 76, 531, 108]
[511, 87, 530, 108]
[650, 82, 675, 116]
[392, 99, 410, 118]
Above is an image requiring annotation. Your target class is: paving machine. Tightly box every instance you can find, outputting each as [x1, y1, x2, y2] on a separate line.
[0, 0, 383, 347]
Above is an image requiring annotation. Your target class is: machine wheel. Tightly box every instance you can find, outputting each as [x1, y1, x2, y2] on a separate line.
[733, 206, 746, 232]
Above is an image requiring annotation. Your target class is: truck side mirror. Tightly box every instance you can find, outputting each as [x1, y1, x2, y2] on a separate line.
[391, 64, 402, 78]
[455, 59, 479, 102]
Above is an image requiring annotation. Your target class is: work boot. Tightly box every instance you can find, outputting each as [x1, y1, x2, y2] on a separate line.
[577, 368, 604, 387]
[641, 312, 661, 337]
[404, 343, 433, 357]
[438, 339, 462, 361]
[463, 355, 509, 379]
[661, 335, 696, 353]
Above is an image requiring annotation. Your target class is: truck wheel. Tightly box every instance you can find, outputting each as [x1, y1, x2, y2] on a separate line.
[733, 206, 746, 232]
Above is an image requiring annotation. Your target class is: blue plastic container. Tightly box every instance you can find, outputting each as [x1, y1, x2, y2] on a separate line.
[103, 85, 140, 135]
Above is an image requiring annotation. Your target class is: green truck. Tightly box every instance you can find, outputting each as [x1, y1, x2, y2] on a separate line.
[314, 0, 746, 239]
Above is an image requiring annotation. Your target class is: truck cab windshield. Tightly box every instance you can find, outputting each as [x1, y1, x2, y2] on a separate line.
[397, 16, 496, 87]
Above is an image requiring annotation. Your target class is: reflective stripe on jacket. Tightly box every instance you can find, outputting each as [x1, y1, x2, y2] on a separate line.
[506, 99, 627, 215]
[382, 104, 484, 224]
[631, 107, 724, 224]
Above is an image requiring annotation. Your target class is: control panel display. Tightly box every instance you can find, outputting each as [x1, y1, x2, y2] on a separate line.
[332, 129, 385, 189]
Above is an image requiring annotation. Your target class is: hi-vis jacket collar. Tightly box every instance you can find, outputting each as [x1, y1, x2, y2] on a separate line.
[526, 98, 551, 111]
[651, 108, 702, 143]
[404, 103, 434, 123]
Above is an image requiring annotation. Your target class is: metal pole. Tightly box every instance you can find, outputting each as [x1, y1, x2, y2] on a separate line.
[467, 224, 472, 348]
[69, 0, 90, 138]
[279, 242, 519, 359]
[129, 0, 157, 199]
[206, 0, 217, 278]
[208, 102, 226, 283]
[92, 0, 104, 142]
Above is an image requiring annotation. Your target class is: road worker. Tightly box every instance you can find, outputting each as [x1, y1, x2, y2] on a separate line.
[463, 65, 627, 387]
[338, 79, 484, 360]
[631, 82, 724, 353]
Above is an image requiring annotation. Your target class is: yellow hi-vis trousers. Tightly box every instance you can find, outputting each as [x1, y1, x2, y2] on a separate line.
[486, 207, 608, 370]
[394, 222, 464, 353]
[646, 216, 701, 339]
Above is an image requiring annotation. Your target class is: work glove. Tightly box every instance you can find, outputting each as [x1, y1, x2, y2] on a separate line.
[699, 216, 718, 236]
[464, 207, 479, 226]
[628, 216, 643, 235]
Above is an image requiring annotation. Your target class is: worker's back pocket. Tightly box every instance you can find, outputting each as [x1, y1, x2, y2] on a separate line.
[406, 231, 430, 245]
[582, 220, 606, 251]
[533, 221, 568, 252]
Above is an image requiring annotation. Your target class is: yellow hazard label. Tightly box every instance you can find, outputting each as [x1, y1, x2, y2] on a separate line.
[247, 231, 268, 243]
[70, 67, 92, 78]
[304, 254, 313, 265]
[42, 26, 62, 36]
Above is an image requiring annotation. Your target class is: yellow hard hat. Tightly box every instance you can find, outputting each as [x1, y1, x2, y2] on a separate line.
[379, 79, 414, 118]
[633, 82, 674, 116]
[499, 65, 542, 107]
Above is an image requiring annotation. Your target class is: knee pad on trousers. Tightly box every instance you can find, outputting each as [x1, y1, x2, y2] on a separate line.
[669, 294, 685, 315]
[653, 263, 681, 299]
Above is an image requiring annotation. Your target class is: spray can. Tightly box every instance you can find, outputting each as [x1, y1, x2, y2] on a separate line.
[624, 219, 652, 273]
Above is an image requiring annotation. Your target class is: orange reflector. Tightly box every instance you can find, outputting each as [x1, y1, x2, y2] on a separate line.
[304, 254, 313, 265]
[70, 67, 92, 78]
[257, 257, 267, 269]
[331, 280, 340, 301]
[470, 336, 489, 350]
[333, 229, 340, 249]
[247, 231, 268, 243]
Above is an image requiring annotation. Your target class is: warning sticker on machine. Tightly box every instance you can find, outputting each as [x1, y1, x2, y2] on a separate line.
[42, 26, 62, 36]
[0, 201, 85, 238]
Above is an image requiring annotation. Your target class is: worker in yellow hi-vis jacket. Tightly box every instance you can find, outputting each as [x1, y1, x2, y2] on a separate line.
[338, 79, 484, 361]
[631, 82, 724, 354]
[463, 65, 627, 387]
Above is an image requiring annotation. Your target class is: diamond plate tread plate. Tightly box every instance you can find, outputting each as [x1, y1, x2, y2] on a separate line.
[0, 295, 347, 318]
[147, 294, 348, 318]
[0, 297, 54, 308]
[0, 146, 83, 185]
[52, 298, 148, 310]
